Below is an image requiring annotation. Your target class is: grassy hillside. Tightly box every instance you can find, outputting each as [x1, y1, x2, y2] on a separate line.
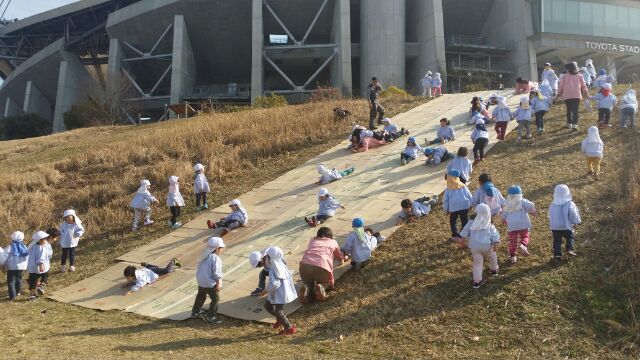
[0, 89, 638, 359]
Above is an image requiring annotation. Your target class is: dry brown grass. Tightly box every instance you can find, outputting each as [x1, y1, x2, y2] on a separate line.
[0, 90, 638, 359]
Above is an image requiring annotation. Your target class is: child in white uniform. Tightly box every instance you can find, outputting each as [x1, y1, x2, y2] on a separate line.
[193, 163, 211, 211]
[459, 204, 500, 289]
[167, 176, 186, 229]
[129, 179, 159, 231]
[27, 231, 53, 301]
[259, 246, 298, 335]
[59, 209, 85, 272]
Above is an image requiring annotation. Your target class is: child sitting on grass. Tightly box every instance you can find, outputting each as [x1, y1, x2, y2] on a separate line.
[59, 209, 85, 273]
[258, 246, 297, 336]
[207, 199, 248, 236]
[471, 173, 505, 216]
[129, 179, 159, 231]
[548, 185, 581, 261]
[341, 218, 378, 271]
[424, 146, 451, 166]
[500, 185, 537, 264]
[590, 83, 617, 128]
[428, 118, 455, 144]
[305, 188, 345, 227]
[447, 147, 473, 183]
[4, 231, 28, 300]
[400, 137, 422, 166]
[470, 118, 489, 165]
[193, 163, 211, 211]
[443, 170, 473, 241]
[512, 96, 532, 141]
[396, 196, 438, 225]
[381, 118, 409, 142]
[123, 258, 181, 295]
[192, 237, 225, 324]
[581, 126, 604, 180]
[316, 164, 355, 185]
[26, 231, 53, 301]
[167, 176, 185, 229]
[458, 203, 500, 289]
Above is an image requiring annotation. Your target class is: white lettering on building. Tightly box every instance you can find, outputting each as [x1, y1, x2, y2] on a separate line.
[585, 41, 640, 54]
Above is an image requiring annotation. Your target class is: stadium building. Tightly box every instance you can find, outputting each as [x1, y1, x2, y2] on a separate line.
[1, 0, 639, 132]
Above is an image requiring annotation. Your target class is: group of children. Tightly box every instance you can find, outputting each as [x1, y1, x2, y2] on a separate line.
[1, 210, 83, 301]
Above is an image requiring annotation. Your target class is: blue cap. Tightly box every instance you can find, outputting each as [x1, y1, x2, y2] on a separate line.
[424, 148, 434, 155]
[352, 217, 364, 228]
[599, 68, 606, 75]
[408, 136, 416, 143]
[508, 185, 522, 195]
[448, 169, 461, 178]
[483, 182, 496, 196]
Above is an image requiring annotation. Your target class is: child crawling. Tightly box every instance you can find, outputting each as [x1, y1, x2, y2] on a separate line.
[122, 258, 181, 295]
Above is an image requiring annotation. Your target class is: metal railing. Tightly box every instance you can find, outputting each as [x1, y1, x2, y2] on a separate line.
[447, 35, 514, 51]
[447, 58, 511, 73]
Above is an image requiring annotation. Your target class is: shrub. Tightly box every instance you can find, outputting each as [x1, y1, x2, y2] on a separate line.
[380, 86, 409, 98]
[463, 83, 488, 92]
[309, 86, 343, 102]
[253, 94, 288, 108]
[3, 113, 51, 140]
[63, 102, 94, 130]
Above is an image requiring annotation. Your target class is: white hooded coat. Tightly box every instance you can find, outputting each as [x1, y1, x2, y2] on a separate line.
[265, 247, 297, 305]
[317, 165, 343, 184]
[60, 209, 85, 248]
[581, 126, 604, 158]
[130, 180, 158, 210]
[166, 176, 186, 207]
[619, 89, 638, 111]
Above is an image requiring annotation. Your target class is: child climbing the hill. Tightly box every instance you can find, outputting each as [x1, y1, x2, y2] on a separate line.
[26, 231, 53, 301]
[431, 72, 443, 97]
[428, 118, 455, 144]
[590, 83, 617, 128]
[193, 163, 211, 211]
[447, 147, 473, 183]
[259, 246, 297, 335]
[381, 118, 409, 142]
[248, 247, 272, 296]
[548, 185, 581, 261]
[396, 196, 438, 225]
[123, 258, 181, 295]
[129, 179, 159, 231]
[581, 126, 604, 180]
[400, 137, 422, 166]
[207, 199, 248, 236]
[305, 188, 345, 227]
[542, 63, 559, 97]
[424, 146, 451, 166]
[470, 117, 490, 165]
[471, 173, 505, 216]
[512, 96, 532, 141]
[492, 97, 513, 141]
[594, 69, 615, 90]
[619, 89, 637, 129]
[341, 218, 378, 271]
[59, 209, 85, 272]
[500, 185, 537, 264]
[192, 237, 225, 324]
[458, 203, 500, 289]
[443, 169, 473, 241]
[4, 231, 28, 300]
[530, 89, 550, 134]
[316, 164, 355, 185]
[167, 176, 185, 229]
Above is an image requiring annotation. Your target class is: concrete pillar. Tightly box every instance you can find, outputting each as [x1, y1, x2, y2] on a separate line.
[360, 0, 406, 96]
[170, 15, 196, 106]
[330, 0, 352, 97]
[416, 0, 446, 90]
[107, 38, 123, 80]
[53, 56, 97, 133]
[3, 97, 19, 118]
[23, 81, 52, 121]
[251, 0, 264, 103]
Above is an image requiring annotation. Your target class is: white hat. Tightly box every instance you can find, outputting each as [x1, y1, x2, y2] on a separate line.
[248, 251, 262, 268]
[31, 231, 50, 242]
[602, 83, 612, 90]
[193, 163, 204, 172]
[317, 188, 329, 197]
[63, 209, 76, 218]
[207, 237, 226, 249]
[228, 199, 242, 207]
[10, 231, 24, 242]
[381, 118, 391, 123]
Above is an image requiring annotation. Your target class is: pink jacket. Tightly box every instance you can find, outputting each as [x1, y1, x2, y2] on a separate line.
[356, 137, 386, 152]
[558, 74, 588, 100]
[515, 82, 531, 95]
[300, 237, 344, 283]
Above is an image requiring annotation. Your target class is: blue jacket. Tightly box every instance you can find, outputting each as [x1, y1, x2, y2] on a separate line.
[548, 201, 581, 231]
[399, 200, 431, 219]
[427, 147, 449, 165]
[27, 242, 53, 274]
[492, 107, 512, 122]
[512, 107, 532, 121]
[443, 187, 473, 213]
[500, 199, 536, 232]
[447, 156, 473, 181]
[341, 232, 377, 263]
[196, 253, 223, 288]
[590, 93, 617, 110]
[437, 126, 455, 140]
[318, 196, 341, 216]
[470, 128, 489, 142]
[459, 222, 500, 250]
[403, 144, 423, 159]
[531, 96, 550, 113]
[130, 191, 157, 210]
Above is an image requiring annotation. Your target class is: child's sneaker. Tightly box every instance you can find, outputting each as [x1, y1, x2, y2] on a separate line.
[304, 217, 314, 227]
[490, 269, 499, 277]
[553, 255, 563, 262]
[190, 310, 204, 319]
[36, 284, 46, 296]
[518, 244, 530, 256]
[566, 123, 573, 129]
[400, 158, 407, 166]
[509, 256, 517, 264]
[202, 315, 223, 324]
[61, 265, 67, 273]
[171, 222, 182, 229]
[28, 295, 38, 302]
[314, 283, 327, 302]
[298, 284, 308, 304]
[573, 125, 580, 131]
[279, 325, 297, 336]
[472, 279, 485, 289]
[250, 287, 263, 296]
[172, 258, 182, 268]
[203, 204, 209, 210]
[272, 319, 283, 329]
[207, 220, 216, 229]
[69, 266, 76, 272]
[143, 219, 154, 226]
[567, 250, 577, 256]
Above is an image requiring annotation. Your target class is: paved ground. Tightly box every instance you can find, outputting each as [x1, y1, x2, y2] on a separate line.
[49, 91, 518, 322]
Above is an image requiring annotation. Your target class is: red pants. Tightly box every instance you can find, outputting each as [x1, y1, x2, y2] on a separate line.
[495, 122, 508, 140]
[508, 229, 530, 256]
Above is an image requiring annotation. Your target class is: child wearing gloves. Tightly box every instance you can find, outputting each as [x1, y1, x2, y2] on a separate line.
[447, 147, 473, 183]
[129, 179, 159, 231]
[590, 83, 617, 128]
[443, 169, 473, 240]
[492, 97, 513, 140]
[424, 146, 451, 166]
[316, 164, 355, 185]
[459, 203, 500, 289]
[548, 185, 581, 260]
[341, 218, 378, 271]
[59, 209, 85, 272]
[400, 137, 423, 166]
[167, 176, 186, 229]
[248, 247, 272, 296]
[27, 231, 53, 301]
[122, 258, 180, 295]
[530, 89, 550, 134]
[500, 186, 537, 264]
[207, 199, 248, 236]
[471, 173, 505, 216]
[512, 96, 533, 141]
[305, 188, 345, 227]
[192, 237, 225, 324]
[193, 163, 211, 211]
[258, 246, 298, 335]
[4, 231, 29, 300]
[581, 126, 604, 180]
[471, 117, 490, 165]
[428, 118, 455, 144]
[396, 196, 438, 225]
[618, 89, 637, 129]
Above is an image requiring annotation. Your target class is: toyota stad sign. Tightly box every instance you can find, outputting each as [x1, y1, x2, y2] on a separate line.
[584, 41, 640, 54]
